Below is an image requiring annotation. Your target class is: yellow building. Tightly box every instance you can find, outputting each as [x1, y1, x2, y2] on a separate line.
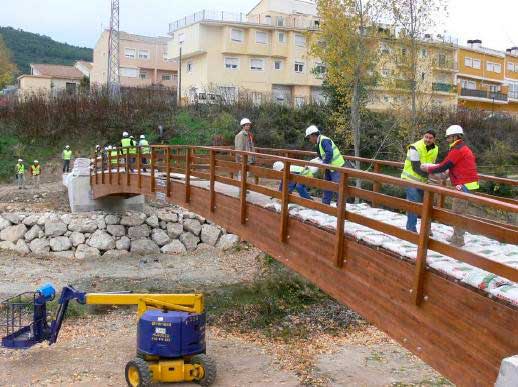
[17, 63, 87, 98]
[167, 0, 324, 106]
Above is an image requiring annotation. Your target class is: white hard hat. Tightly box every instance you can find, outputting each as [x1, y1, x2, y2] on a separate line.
[445, 125, 464, 137]
[65, 145, 70, 148]
[34, 160, 39, 163]
[18, 159, 22, 162]
[107, 145, 112, 150]
[310, 157, 323, 164]
[273, 161, 285, 171]
[305, 125, 320, 138]
[140, 134, 145, 139]
[123, 131, 129, 137]
[240, 118, 252, 126]
[96, 144, 100, 148]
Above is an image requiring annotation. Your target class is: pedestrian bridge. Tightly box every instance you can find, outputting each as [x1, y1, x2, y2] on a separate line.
[90, 145, 518, 386]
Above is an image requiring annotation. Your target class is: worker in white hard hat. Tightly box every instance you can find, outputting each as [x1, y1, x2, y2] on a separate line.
[421, 125, 479, 246]
[30, 160, 41, 189]
[62, 145, 72, 173]
[139, 134, 150, 172]
[305, 125, 346, 205]
[15, 158, 26, 189]
[120, 131, 134, 171]
[234, 118, 256, 181]
[273, 161, 315, 200]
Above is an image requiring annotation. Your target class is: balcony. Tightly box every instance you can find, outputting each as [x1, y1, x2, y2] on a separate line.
[395, 79, 414, 90]
[432, 82, 455, 93]
[432, 58, 458, 71]
[460, 88, 508, 102]
[509, 91, 518, 100]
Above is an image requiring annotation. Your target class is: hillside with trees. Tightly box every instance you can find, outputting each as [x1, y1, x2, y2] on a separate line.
[0, 26, 92, 75]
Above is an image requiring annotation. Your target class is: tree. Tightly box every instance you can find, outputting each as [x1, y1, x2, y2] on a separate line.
[310, 0, 386, 181]
[0, 35, 17, 89]
[389, 0, 448, 137]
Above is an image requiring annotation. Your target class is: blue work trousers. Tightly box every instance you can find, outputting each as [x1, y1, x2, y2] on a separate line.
[322, 170, 340, 205]
[406, 187, 424, 232]
[278, 181, 312, 200]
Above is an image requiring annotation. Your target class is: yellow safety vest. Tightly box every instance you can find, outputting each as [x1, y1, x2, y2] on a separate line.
[139, 139, 150, 154]
[16, 163, 25, 174]
[63, 150, 72, 160]
[401, 139, 438, 183]
[290, 165, 313, 178]
[31, 165, 41, 175]
[318, 135, 345, 168]
[110, 149, 119, 164]
[121, 138, 132, 154]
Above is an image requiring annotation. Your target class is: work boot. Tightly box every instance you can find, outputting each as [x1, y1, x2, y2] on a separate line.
[447, 234, 465, 247]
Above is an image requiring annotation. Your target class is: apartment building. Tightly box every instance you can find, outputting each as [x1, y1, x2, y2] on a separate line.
[90, 31, 178, 88]
[167, 0, 324, 106]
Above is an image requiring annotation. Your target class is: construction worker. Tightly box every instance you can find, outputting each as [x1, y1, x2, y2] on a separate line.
[15, 159, 26, 189]
[273, 161, 316, 200]
[234, 118, 256, 181]
[305, 125, 345, 205]
[121, 132, 133, 171]
[401, 130, 438, 233]
[421, 125, 479, 247]
[109, 146, 119, 167]
[139, 134, 150, 172]
[62, 145, 72, 173]
[30, 160, 41, 189]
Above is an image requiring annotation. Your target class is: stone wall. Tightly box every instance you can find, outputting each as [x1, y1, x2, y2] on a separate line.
[0, 206, 240, 259]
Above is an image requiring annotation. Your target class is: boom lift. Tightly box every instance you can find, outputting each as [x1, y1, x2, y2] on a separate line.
[1, 284, 216, 387]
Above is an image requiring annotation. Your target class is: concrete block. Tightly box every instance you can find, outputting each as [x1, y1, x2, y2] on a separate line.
[496, 355, 518, 387]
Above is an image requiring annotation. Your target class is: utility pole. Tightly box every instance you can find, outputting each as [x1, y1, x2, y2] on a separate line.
[107, 0, 120, 98]
[177, 46, 182, 107]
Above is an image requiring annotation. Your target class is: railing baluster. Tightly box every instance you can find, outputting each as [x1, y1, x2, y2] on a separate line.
[240, 154, 248, 224]
[150, 147, 155, 193]
[185, 148, 191, 203]
[209, 149, 216, 211]
[438, 180, 446, 208]
[117, 148, 121, 185]
[280, 160, 290, 242]
[166, 147, 171, 197]
[137, 146, 142, 189]
[413, 190, 434, 305]
[108, 151, 112, 184]
[94, 151, 98, 185]
[126, 151, 130, 186]
[335, 172, 348, 268]
[101, 152, 105, 184]
[372, 163, 381, 207]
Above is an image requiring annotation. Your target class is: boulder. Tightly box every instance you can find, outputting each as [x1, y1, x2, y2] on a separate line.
[87, 230, 115, 251]
[196, 243, 216, 252]
[128, 224, 150, 240]
[50, 236, 72, 252]
[0, 217, 11, 231]
[107, 225, 125, 237]
[159, 221, 167, 229]
[0, 224, 28, 242]
[22, 214, 40, 227]
[105, 214, 120, 225]
[2, 213, 20, 224]
[183, 219, 202, 236]
[103, 249, 130, 258]
[151, 229, 170, 247]
[96, 217, 107, 230]
[44, 221, 67, 237]
[0, 241, 16, 251]
[120, 214, 145, 226]
[15, 239, 30, 255]
[216, 234, 241, 251]
[200, 224, 222, 246]
[157, 210, 178, 223]
[68, 218, 98, 233]
[69, 232, 85, 247]
[145, 215, 159, 228]
[116, 236, 131, 251]
[25, 225, 42, 242]
[167, 223, 183, 239]
[180, 232, 200, 251]
[75, 244, 100, 259]
[130, 239, 160, 255]
[60, 214, 72, 225]
[65, 231, 72, 237]
[29, 238, 50, 254]
[161, 240, 187, 254]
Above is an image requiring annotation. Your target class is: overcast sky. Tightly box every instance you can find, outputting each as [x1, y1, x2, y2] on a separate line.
[0, 0, 517, 51]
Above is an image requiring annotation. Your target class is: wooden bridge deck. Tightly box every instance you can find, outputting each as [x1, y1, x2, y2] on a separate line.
[91, 146, 518, 386]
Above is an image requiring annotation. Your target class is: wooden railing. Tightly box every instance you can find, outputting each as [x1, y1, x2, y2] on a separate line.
[91, 145, 518, 301]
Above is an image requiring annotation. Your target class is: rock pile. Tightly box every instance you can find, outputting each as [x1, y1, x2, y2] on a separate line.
[0, 207, 240, 259]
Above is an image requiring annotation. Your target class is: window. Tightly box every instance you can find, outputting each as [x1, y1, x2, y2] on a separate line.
[138, 50, 150, 60]
[264, 15, 272, 25]
[508, 62, 515, 72]
[278, 32, 285, 43]
[487, 62, 501, 73]
[178, 33, 185, 43]
[256, 31, 268, 44]
[465, 57, 481, 69]
[401, 48, 407, 56]
[187, 62, 193, 72]
[473, 59, 481, 69]
[314, 63, 326, 78]
[139, 71, 147, 80]
[276, 16, 284, 27]
[124, 48, 136, 59]
[295, 34, 306, 47]
[162, 74, 172, 81]
[224, 57, 239, 70]
[380, 42, 390, 54]
[250, 58, 265, 71]
[65, 82, 77, 94]
[231, 29, 244, 42]
[489, 84, 501, 92]
[295, 97, 305, 107]
[421, 48, 428, 58]
[252, 92, 262, 105]
[438, 54, 446, 66]
[294, 61, 304, 73]
[219, 86, 236, 102]
[120, 67, 138, 78]
[382, 68, 390, 77]
[273, 60, 283, 70]
[461, 79, 476, 90]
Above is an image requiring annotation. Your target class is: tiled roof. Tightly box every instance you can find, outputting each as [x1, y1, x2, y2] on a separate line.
[31, 64, 84, 79]
[76, 61, 93, 71]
